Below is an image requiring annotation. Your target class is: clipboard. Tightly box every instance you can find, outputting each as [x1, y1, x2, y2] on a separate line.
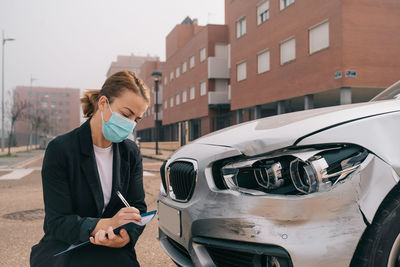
[54, 210, 157, 256]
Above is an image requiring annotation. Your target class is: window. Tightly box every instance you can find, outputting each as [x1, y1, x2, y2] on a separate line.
[200, 47, 206, 62]
[309, 21, 330, 54]
[190, 86, 195, 100]
[236, 17, 246, 38]
[280, 37, 296, 65]
[237, 61, 247, 81]
[176, 66, 180, 78]
[258, 50, 270, 74]
[164, 76, 168, 85]
[170, 97, 174, 107]
[200, 81, 207, 96]
[257, 1, 270, 25]
[176, 94, 180, 105]
[42, 102, 48, 108]
[170, 71, 174, 81]
[189, 55, 195, 68]
[182, 90, 187, 103]
[280, 0, 295, 10]
[182, 61, 187, 73]
[164, 100, 168, 109]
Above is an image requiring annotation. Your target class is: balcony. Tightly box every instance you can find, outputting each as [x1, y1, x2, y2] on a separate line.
[153, 90, 163, 105]
[208, 91, 230, 107]
[154, 111, 163, 121]
[208, 57, 229, 79]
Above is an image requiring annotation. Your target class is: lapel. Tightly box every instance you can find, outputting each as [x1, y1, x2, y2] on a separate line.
[78, 118, 104, 216]
[78, 118, 131, 218]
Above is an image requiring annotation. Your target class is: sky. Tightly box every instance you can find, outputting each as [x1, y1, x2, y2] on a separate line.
[0, 0, 225, 96]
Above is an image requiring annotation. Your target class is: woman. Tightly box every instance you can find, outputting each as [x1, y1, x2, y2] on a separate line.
[30, 71, 150, 267]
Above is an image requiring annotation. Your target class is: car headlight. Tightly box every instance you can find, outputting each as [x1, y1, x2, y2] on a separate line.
[219, 145, 368, 195]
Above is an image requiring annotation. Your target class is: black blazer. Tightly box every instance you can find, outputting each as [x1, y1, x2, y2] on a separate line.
[30, 118, 147, 267]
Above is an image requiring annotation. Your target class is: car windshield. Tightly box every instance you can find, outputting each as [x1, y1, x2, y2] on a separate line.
[371, 80, 400, 101]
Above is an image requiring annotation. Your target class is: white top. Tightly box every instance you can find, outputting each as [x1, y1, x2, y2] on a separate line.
[93, 144, 114, 213]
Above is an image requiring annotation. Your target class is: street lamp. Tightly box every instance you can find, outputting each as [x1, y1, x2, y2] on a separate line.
[1, 31, 15, 152]
[151, 70, 162, 155]
[28, 74, 37, 150]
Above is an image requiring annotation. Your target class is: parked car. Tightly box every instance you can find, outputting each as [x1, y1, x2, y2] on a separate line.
[158, 80, 400, 267]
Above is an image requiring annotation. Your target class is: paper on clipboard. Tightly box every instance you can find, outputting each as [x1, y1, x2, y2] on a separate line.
[54, 210, 157, 256]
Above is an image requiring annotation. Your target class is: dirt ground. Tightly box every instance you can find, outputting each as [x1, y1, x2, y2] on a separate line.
[0, 156, 175, 267]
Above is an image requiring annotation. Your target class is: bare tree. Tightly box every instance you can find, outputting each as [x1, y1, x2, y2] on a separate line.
[6, 90, 29, 155]
[27, 105, 50, 150]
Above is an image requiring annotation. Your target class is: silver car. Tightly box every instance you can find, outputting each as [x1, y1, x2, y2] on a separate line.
[158, 80, 400, 267]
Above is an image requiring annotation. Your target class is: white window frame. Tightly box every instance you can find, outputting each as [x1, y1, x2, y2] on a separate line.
[200, 81, 207, 96]
[182, 90, 187, 103]
[236, 61, 247, 82]
[236, 17, 246, 38]
[257, 0, 270, 25]
[170, 97, 174, 107]
[176, 94, 180, 105]
[200, 47, 206, 62]
[182, 61, 187, 73]
[257, 49, 270, 74]
[176, 66, 180, 78]
[309, 20, 330, 54]
[190, 86, 195, 100]
[170, 71, 174, 81]
[189, 55, 195, 69]
[280, 37, 296, 65]
[280, 0, 295, 10]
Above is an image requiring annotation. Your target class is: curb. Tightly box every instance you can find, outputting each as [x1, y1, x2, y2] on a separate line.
[142, 155, 166, 162]
[9, 152, 45, 169]
[143, 168, 160, 173]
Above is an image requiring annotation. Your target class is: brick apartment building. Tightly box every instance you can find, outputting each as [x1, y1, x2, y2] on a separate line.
[134, 1, 400, 144]
[107, 54, 159, 77]
[226, 0, 400, 121]
[135, 60, 165, 142]
[14, 86, 81, 146]
[159, 17, 230, 145]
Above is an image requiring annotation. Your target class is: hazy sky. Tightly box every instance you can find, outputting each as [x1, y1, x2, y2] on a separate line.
[0, 0, 224, 95]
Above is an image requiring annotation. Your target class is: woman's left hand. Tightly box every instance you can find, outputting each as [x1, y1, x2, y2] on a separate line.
[89, 226, 130, 248]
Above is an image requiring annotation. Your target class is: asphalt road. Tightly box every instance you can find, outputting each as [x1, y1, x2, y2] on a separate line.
[0, 153, 174, 267]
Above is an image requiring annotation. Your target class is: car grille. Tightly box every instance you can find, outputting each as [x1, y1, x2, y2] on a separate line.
[168, 161, 197, 201]
[160, 160, 167, 192]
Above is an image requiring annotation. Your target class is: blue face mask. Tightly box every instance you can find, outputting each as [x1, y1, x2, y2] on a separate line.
[101, 99, 137, 143]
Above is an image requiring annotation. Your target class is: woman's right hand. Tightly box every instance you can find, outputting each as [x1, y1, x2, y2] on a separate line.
[109, 207, 142, 229]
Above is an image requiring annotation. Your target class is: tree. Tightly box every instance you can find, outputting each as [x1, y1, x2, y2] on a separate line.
[6, 90, 29, 155]
[27, 104, 50, 150]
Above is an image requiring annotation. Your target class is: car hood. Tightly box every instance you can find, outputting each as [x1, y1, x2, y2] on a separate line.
[194, 100, 400, 156]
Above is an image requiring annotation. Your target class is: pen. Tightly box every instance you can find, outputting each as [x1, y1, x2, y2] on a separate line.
[116, 191, 130, 207]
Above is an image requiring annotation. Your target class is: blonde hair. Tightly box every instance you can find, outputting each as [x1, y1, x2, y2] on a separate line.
[80, 70, 150, 118]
